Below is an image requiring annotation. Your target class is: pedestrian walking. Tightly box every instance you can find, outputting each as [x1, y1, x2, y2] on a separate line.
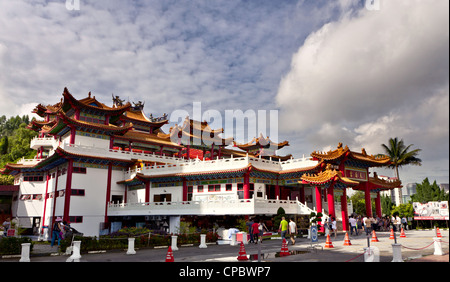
[395, 215, 401, 232]
[289, 218, 298, 245]
[349, 215, 358, 236]
[259, 220, 268, 243]
[51, 217, 63, 247]
[246, 217, 255, 243]
[279, 217, 288, 241]
[331, 217, 337, 239]
[252, 219, 260, 244]
[364, 216, 372, 236]
[401, 216, 408, 230]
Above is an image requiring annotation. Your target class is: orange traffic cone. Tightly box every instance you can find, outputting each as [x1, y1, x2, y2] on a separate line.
[400, 228, 406, 238]
[343, 232, 352, 246]
[237, 241, 249, 261]
[436, 227, 442, 238]
[280, 239, 290, 256]
[371, 230, 379, 242]
[324, 234, 334, 248]
[165, 246, 174, 262]
[389, 228, 395, 239]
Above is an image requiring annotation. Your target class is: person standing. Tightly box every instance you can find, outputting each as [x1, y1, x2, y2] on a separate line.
[246, 217, 255, 243]
[401, 216, 408, 230]
[364, 216, 372, 236]
[2, 217, 11, 237]
[279, 217, 288, 241]
[51, 217, 63, 247]
[349, 216, 357, 236]
[288, 218, 297, 245]
[395, 215, 402, 232]
[252, 219, 260, 244]
[331, 217, 337, 239]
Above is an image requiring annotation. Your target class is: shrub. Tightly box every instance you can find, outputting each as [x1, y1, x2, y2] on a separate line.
[0, 237, 33, 255]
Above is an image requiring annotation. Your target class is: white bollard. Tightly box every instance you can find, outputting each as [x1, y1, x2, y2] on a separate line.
[66, 241, 81, 262]
[126, 237, 136, 255]
[391, 244, 403, 262]
[171, 235, 178, 251]
[230, 233, 237, 246]
[19, 243, 31, 262]
[433, 237, 443, 256]
[363, 246, 380, 262]
[199, 234, 207, 248]
[241, 232, 248, 245]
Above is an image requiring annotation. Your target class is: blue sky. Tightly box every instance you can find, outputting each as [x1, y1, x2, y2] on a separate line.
[0, 0, 448, 185]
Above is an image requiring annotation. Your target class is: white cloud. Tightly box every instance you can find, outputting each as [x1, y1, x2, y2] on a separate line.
[277, 0, 448, 132]
[276, 0, 449, 184]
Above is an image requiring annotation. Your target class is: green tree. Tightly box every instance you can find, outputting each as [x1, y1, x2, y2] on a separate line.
[381, 137, 422, 204]
[350, 191, 376, 216]
[411, 178, 449, 203]
[381, 194, 393, 216]
[0, 136, 8, 155]
[391, 203, 414, 218]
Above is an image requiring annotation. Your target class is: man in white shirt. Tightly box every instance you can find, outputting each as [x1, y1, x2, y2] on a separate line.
[349, 216, 358, 236]
[288, 218, 297, 245]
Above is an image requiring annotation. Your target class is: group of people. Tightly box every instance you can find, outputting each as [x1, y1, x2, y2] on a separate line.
[246, 218, 269, 244]
[246, 216, 299, 245]
[279, 217, 298, 245]
[348, 213, 409, 236]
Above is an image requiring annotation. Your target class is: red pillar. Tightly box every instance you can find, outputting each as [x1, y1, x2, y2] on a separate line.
[315, 186, 323, 231]
[104, 163, 112, 223]
[63, 159, 73, 223]
[364, 182, 372, 217]
[375, 191, 382, 218]
[327, 183, 335, 218]
[275, 180, 280, 199]
[182, 178, 187, 202]
[243, 170, 250, 199]
[341, 188, 349, 232]
[69, 127, 76, 145]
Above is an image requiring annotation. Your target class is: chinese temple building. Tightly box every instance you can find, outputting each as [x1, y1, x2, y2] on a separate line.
[1, 88, 401, 238]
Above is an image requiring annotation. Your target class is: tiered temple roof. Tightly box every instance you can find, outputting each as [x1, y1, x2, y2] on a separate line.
[311, 143, 391, 168]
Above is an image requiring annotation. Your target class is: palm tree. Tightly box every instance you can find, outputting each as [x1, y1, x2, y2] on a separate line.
[381, 137, 422, 204]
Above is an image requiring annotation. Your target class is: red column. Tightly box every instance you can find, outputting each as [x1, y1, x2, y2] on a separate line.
[275, 180, 280, 199]
[315, 186, 323, 232]
[109, 136, 114, 150]
[104, 163, 112, 223]
[364, 182, 372, 217]
[63, 159, 73, 223]
[69, 127, 76, 145]
[243, 171, 250, 199]
[375, 191, 382, 218]
[341, 188, 349, 232]
[327, 183, 335, 218]
[182, 178, 187, 202]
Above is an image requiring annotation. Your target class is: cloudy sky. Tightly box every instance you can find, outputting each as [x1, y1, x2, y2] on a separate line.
[0, 0, 448, 186]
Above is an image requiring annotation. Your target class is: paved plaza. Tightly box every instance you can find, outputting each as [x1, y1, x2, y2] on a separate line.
[1, 229, 448, 263]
